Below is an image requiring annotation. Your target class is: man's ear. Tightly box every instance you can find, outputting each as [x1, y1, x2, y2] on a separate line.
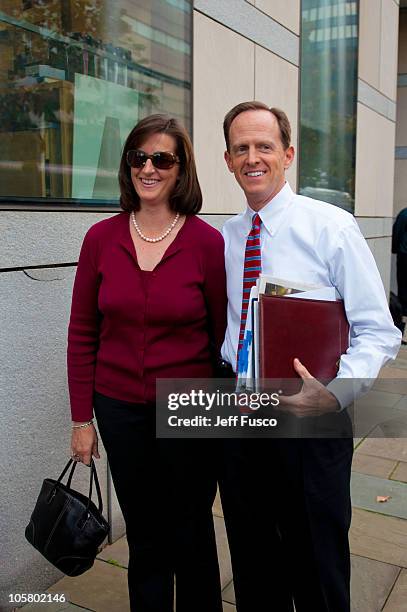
[224, 150, 234, 173]
[284, 146, 295, 170]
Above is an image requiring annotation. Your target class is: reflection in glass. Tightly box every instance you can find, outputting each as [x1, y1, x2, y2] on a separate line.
[299, 0, 358, 213]
[0, 0, 192, 203]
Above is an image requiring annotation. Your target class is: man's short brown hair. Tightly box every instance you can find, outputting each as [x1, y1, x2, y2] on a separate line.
[223, 101, 291, 151]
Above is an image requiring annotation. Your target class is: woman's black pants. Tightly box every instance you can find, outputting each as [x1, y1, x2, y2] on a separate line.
[94, 392, 222, 612]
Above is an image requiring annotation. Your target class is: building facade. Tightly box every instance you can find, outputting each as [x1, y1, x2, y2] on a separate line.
[0, 0, 403, 602]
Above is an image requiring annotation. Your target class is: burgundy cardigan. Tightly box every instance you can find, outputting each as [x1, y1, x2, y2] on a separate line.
[67, 212, 227, 421]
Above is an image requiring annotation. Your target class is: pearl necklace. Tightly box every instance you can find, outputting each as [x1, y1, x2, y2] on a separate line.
[131, 211, 180, 243]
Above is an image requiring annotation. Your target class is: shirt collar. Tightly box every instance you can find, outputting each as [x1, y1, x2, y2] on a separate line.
[244, 182, 294, 237]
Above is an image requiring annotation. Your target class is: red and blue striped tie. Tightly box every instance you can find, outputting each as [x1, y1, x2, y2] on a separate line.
[237, 213, 262, 369]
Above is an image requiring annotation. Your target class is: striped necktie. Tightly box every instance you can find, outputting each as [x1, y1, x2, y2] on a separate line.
[237, 213, 262, 369]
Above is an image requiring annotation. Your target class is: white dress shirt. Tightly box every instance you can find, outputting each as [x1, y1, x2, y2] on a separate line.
[221, 182, 401, 407]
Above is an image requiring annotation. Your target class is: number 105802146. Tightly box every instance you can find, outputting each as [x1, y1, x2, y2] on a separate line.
[9, 593, 66, 604]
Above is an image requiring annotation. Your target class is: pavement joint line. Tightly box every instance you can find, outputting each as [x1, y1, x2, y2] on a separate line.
[389, 477, 407, 484]
[66, 599, 96, 610]
[388, 460, 400, 480]
[353, 437, 367, 451]
[97, 557, 127, 569]
[351, 553, 402, 571]
[33, 601, 95, 612]
[96, 557, 127, 570]
[351, 505, 406, 520]
[354, 415, 393, 443]
[380, 566, 403, 610]
[221, 578, 234, 592]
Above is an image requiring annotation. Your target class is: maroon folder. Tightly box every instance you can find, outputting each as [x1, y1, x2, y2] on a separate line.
[259, 294, 349, 394]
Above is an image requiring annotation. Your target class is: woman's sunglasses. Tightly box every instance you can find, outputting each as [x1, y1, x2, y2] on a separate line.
[126, 149, 180, 170]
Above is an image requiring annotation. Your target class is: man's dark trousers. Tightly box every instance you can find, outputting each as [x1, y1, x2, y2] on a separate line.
[218, 426, 353, 612]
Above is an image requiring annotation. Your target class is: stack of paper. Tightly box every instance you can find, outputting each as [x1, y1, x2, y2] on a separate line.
[236, 275, 342, 391]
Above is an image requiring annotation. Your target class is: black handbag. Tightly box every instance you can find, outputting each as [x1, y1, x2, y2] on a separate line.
[25, 458, 109, 576]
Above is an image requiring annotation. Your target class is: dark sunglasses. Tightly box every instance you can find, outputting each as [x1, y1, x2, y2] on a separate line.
[126, 149, 180, 170]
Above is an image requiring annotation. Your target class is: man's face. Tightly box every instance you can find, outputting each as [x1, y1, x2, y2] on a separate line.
[224, 110, 294, 210]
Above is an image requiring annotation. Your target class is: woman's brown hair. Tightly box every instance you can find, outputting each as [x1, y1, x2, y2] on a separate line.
[119, 114, 202, 214]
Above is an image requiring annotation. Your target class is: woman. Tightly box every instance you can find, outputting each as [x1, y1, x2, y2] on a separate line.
[68, 114, 227, 611]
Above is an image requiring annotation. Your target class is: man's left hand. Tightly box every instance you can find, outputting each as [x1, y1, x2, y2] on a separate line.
[277, 358, 340, 417]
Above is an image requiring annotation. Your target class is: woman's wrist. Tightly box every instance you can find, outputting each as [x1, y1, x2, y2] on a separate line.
[72, 419, 94, 429]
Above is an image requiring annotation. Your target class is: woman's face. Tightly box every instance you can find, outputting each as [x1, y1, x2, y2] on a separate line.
[130, 132, 180, 208]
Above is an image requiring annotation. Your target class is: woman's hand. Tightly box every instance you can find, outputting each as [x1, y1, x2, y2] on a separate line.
[71, 423, 100, 466]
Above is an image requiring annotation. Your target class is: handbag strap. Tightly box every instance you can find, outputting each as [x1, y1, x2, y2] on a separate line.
[87, 460, 104, 514]
[57, 458, 77, 484]
[55, 458, 104, 514]
[66, 460, 77, 489]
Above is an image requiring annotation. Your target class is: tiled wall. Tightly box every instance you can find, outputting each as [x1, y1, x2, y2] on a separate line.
[356, 0, 400, 292]
[356, 0, 399, 218]
[395, 8, 407, 216]
[193, 1, 300, 214]
[193, 0, 397, 293]
[251, 0, 300, 34]
[355, 103, 396, 218]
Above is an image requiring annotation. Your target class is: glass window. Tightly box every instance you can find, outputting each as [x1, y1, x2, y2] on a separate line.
[0, 0, 192, 206]
[299, 0, 358, 213]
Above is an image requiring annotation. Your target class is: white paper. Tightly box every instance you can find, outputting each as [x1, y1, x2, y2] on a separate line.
[258, 274, 324, 295]
[285, 286, 338, 301]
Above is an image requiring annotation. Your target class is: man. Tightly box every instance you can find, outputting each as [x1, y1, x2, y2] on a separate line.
[218, 101, 401, 612]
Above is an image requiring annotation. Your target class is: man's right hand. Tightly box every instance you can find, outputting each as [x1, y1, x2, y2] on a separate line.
[71, 423, 100, 466]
